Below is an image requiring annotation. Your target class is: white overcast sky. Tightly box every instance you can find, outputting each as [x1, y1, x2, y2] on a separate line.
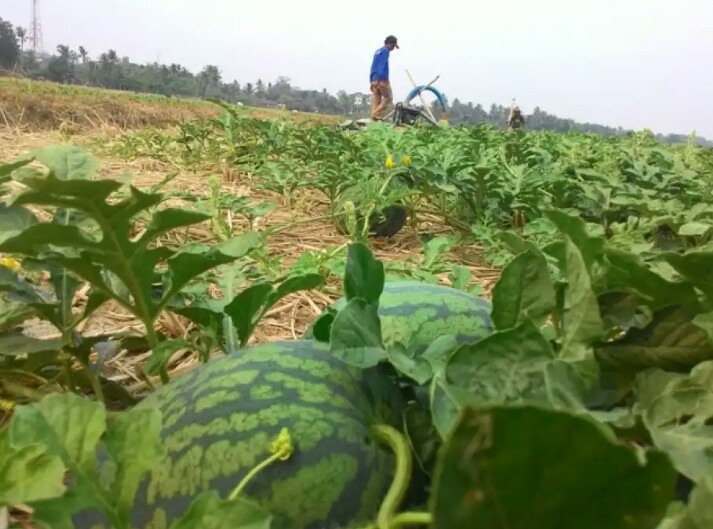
[3, 0, 712, 137]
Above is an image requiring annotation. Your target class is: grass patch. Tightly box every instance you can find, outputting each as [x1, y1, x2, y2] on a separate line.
[0, 76, 340, 132]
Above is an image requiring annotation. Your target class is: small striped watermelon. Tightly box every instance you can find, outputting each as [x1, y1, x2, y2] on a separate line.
[304, 280, 493, 354]
[72, 340, 407, 529]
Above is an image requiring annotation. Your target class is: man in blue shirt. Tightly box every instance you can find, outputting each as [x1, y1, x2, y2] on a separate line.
[370, 35, 399, 120]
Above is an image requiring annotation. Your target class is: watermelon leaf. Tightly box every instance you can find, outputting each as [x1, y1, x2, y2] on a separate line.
[596, 306, 713, 372]
[603, 249, 698, 310]
[0, 203, 38, 245]
[103, 406, 166, 525]
[662, 251, 713, 306]
[0, 165, 261, 363]
[491, 248, 555, 330]
[681, 475, 713, 528]
[224, 282, 274, 347]
[0, 157, 33, 179]
[169, 490, 273, 529]
[544, 209, 605, 273]
[444, 320, 555, 405]
[387, 343, 433, 384]
[429, 375, 482, 439]
[144, 338, 192, 378]
[0, 433, 66, 505]
[311, 306, 337, 342]
[635, 361, 713, 484]
[557, 235, 605, 383]
[224, 273, 325, 348]
[330, 297, 386, 367]
[430, 405, 677, 529]
[4, 393, 168, 529]
[22, 145, 100, 181]
[8, 393, 106, 476]
[343, 242, 384, 305]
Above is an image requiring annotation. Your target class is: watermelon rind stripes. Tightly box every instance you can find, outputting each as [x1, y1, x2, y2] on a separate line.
[304, 280, 494, 354]
[71, 339, 407, 529]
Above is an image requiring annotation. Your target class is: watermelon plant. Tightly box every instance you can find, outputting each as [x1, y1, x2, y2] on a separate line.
[0, 147, 325, 405]
[4, 107, 713, 529]
[3, 237, 706, 529]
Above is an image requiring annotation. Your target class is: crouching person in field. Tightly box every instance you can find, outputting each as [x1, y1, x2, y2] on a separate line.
[508, 105, 526, 131]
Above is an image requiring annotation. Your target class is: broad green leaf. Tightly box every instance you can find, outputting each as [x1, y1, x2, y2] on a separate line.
[495, 231, 544, 257]
[0, 204, 38, 244]
[386, 343, 433, 384]
[0, 434, 66, 505]
[559, 236, 604, 380]
[544, 359, 589, 411]
[13, 172, 121, 205]
[224, 282, 274, 347]
[448, 265, 472, 291]
[311, 308, 336, 342]
[685, 474, 713, 528]
[145, 339, 191, 377]
[269, 273, 325, 307]
[161, 254, 234, 305]
[0, 297, 37, 332]
[430, 405, 676, 529]
[421, 334, 461, 377]
[544, 209, 605, 272]
[169, 490, 272, 529]
[343, 242, 384, 305]
[604, 249, 698, 309]
[597, 306, 713, 371]
[663, 251, 713, 303]
[445, 320, 554, 405]
[491, 249, 555, 330]
[429, 375, 482, 439]
[213, 232, 263, 258]
[8, 393, 106, 476]
[104, 406, 166, 523]
[137, 208, 213, 248]
[0, 169, 242, 339]
[597, 291, 653, 332]
[25, 145, 100, 180]
[679, 222, 712, 237]
[0, 224, 99, 255]
[0, 332, 63, 356]
[403, 402, 440, 476]
[693, 311, 713, 343]
[0, 158, 32, 178]
[329, 297, 386, 368]
[636, 362, 713, 483]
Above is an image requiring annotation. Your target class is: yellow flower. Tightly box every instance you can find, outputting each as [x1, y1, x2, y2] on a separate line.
[385, 155, 395, 169]
[401, 154, 412, 166]
[0, 257, 20, 272]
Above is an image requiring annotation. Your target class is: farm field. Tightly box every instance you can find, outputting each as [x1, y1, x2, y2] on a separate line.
[2, 81, 713, 529]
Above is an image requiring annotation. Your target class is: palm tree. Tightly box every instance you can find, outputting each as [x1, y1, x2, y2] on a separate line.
[15, 27, 27, 69]
[56, 44, 71, 59]
[78, 46, 88, 63]
[15, 27, 27, 52]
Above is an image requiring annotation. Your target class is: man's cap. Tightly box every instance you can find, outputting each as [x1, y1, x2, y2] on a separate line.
[385, 35, 399, 48]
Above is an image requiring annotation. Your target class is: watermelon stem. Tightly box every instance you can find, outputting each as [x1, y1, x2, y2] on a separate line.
[228, 427, 293, 500]
[390, 512, 433, 527]
[372, 424, 413, 529]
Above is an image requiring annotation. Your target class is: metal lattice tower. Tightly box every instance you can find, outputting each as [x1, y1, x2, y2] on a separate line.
[30, 0, 43, 53]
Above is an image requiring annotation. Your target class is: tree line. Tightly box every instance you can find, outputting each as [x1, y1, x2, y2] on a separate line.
[0, 17, 709, 145]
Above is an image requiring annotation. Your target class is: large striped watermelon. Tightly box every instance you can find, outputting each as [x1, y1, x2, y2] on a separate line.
[72, 340, 407, 529]
[304, 280, 493, 354]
